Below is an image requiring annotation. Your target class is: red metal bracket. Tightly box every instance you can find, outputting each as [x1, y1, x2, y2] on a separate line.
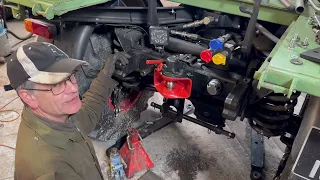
[146, 60, 192, 99]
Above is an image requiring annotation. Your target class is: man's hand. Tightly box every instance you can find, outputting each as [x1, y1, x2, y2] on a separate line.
[103, 50, 131, 76]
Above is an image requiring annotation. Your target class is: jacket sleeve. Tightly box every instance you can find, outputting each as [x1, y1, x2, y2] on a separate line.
[36, 172, 84, 180]
[74, 70, 118, 134]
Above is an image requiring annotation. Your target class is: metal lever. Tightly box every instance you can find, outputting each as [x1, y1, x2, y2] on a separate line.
[241, 0, 263, 61]
[250, 127, 264, 180]
[146, 60, 164, 65]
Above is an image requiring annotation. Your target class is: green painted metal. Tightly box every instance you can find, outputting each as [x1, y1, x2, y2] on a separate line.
[171, 0, 299, 25]
[254, 15, 320, 97]
[5, 0, 111, 20]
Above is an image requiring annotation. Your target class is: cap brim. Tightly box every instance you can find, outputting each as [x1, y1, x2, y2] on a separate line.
[28, 58, 88, 85]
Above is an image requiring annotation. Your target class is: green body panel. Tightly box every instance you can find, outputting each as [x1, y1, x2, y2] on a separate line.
[171, 0, 299, 25]
[5, 0, 111, 19]
[254, 15, 320, 97]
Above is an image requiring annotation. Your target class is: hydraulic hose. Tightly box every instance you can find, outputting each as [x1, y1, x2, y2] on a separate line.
[279, 0, 295, 11]
[7, 30, 33, 40]
[165, 37, 207, 56]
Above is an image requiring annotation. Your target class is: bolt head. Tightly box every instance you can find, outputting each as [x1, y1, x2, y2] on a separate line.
[290, 58, 304, 65]
[293, 34, 300, 42]
[167, 81, 174, 90]
[301, 38, 309, 48]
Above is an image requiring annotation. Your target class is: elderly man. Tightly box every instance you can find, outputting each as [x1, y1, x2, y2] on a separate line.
[6, 42, 130, 180]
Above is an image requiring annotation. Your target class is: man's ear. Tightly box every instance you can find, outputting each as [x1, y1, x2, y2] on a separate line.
[18, 90, 39, 109]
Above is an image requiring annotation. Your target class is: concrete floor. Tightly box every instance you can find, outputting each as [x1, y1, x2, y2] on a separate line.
[0, 20, 304, 180]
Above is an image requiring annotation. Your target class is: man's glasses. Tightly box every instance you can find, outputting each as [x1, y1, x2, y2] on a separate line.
[25, 72, 78, 95]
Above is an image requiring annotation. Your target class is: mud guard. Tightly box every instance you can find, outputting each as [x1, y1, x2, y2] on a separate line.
[53, 25, 94, 59]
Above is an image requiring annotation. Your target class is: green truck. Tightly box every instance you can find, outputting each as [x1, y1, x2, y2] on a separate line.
[3, 0, 320, 179]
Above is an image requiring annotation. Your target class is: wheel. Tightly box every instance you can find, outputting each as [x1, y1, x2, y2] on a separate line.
[45, 32, 153, 142]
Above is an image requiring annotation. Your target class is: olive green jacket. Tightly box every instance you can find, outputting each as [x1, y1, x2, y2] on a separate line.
[14, 71, 117, 180]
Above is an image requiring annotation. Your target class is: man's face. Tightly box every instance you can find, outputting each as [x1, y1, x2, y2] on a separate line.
[32, 79, 82, 118]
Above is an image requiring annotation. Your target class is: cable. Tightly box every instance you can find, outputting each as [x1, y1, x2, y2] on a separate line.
[0, 96, 19, 110]
[7, 30, 33, 40]
[0, 109, 20, 122]
[0, 144, 15, 150]
[1, 0, 33, 43]
[1, 0, 33, 40]
[0, 96, 20, 122]
[0, 96, 19, 150]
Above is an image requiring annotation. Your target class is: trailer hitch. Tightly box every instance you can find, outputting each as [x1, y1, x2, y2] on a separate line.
[146, 59, 192, 99]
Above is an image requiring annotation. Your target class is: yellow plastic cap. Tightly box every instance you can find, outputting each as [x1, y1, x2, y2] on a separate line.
[212, 53, 226, 65]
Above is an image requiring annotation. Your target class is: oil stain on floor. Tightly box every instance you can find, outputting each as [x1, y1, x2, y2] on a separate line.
[166, 145, 213, 180]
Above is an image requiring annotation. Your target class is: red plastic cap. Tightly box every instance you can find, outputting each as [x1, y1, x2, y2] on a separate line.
[200, 49, 212, 64]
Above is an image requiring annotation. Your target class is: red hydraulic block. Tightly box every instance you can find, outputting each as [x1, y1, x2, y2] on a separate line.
[119, 128, 154, 178]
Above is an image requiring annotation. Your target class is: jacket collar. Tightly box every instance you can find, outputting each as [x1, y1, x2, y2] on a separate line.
[21, 107, 83, 149]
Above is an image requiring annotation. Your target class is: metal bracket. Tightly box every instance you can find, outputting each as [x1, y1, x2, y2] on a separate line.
[241, 0, 262, 60]
[251, 127, 265, 180]
[222, 82, 248, 120]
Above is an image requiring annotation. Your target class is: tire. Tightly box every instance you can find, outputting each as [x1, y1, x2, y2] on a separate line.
[44, 32, 152, 142]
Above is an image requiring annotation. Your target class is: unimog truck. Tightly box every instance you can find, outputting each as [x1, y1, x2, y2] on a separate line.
[2, 0, 320, 179]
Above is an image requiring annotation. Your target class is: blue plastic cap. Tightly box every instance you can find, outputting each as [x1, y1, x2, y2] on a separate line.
[209, 39, 224, 51]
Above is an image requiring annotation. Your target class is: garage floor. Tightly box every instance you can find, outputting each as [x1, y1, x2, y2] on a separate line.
[0, 20, 304, 180]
